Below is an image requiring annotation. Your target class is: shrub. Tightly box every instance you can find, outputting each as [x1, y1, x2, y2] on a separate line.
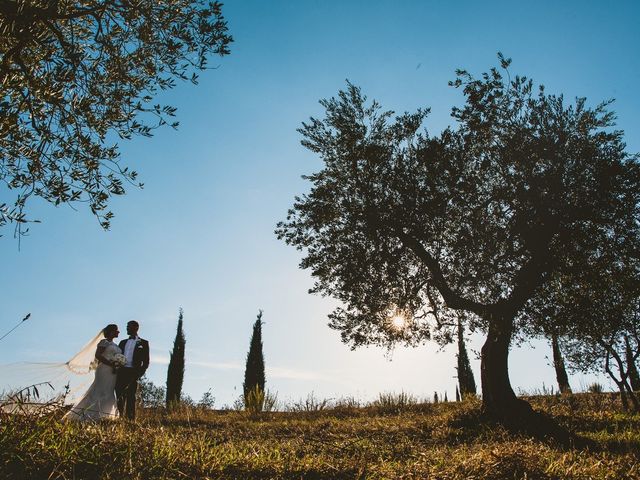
[372, 391, 418, 412]
[197, 389, 215, 410]
[588, 382, 604, 394]
[244, 385, 265, 415]
[288, 392, 331, 412]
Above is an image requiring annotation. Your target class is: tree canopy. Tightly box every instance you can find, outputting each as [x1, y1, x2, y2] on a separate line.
[277, 54, 640, 420]
[0, 0, 232, 235]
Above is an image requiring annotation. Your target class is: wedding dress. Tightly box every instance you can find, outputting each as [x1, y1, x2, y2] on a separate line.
[62, 339, 121, 422]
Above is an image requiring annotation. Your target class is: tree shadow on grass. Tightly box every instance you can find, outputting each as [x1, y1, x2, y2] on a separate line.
[220, 466, 364, 480]
[446, 406, 597, 451]
[557, 414, 640, 454]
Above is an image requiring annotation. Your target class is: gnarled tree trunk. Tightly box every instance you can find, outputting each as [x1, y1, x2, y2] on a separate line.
[480, 310, 532, 421]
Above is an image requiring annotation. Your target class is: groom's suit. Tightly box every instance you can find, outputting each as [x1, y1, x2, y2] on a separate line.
[116, 336, 150, 420]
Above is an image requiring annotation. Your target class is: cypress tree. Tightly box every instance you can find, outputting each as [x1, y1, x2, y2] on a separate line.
[625, 336, 640, 392]
[456, 317, 477, 398]
[243, 310, 265, 403]
[166, 308, 186, 408]
[551, 332, 572, 394]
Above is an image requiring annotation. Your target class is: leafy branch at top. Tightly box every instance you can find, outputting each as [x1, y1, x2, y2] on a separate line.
[0, 0, 232, 237]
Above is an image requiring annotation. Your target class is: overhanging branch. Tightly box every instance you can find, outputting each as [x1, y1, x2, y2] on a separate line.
[397, 231, 486, 316]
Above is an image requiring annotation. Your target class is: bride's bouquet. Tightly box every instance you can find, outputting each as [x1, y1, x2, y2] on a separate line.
[110, 353, 127, 368]
[106, 353, 127, 373]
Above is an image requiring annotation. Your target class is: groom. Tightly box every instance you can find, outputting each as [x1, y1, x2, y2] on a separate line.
[116, 320, 150, 420]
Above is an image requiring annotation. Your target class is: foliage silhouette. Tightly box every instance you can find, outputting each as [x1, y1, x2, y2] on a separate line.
[166, 308, 185, 408]
[550, 332, 572, 394]
[0, 0, 232, 236]
[277, 53, 640, 422]
[456, 317, 476, 398]
[243, 310, 265, 409]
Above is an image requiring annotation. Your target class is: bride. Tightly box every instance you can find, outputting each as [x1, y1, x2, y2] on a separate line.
[63, 324, 123, 422]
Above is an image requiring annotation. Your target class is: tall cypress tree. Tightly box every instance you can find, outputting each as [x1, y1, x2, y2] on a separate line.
[551, 332, 572, 394]
[456, 317, 477, 398]
[166, 308, 186, 408]
[243, 310, 265, 402]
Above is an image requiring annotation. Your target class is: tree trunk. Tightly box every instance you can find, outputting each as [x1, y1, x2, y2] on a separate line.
[624, 336, 640, 392]
[480, 310, 532, 421]
[551, 333, 572, 394]
[623, 381, 640, 412]
[616, 381, 629, 411]
[603, 344, 639, 413]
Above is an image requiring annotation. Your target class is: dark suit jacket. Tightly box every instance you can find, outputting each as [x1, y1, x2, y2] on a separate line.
[118, 337, 150, 377]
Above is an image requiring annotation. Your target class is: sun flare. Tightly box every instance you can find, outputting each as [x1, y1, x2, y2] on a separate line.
[390, 314, 407, 331]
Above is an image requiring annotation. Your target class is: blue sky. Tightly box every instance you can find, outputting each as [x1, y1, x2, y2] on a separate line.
[1, 0, 639, 406]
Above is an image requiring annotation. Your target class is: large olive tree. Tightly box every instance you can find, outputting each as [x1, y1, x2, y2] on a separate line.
[0, 0, 232, 236]
[276, 55, 640, 422]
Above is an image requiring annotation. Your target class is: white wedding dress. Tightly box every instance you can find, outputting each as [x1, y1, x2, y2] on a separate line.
[62, 339, 120, 422]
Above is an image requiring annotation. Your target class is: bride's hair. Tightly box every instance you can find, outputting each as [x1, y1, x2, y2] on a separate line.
[103, 324, 118, 337]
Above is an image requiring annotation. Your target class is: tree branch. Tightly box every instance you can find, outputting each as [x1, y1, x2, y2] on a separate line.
[397, 231, 487, 316]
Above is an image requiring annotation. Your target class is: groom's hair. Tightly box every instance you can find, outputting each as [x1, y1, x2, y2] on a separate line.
[103, 324, 118, 336]
[128, 320, 139, 330]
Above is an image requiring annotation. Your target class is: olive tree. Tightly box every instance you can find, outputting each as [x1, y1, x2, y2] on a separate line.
[0, 0, 232, 236]
[276, 55, 640, 422]
[566, 313, 640, 412]
[553, 259, 640, 411]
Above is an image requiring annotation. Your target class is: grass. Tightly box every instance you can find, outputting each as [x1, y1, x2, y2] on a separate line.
[1, 393, 639, 479]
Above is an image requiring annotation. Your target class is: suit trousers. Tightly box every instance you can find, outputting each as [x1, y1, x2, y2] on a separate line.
[115, 367, 139, 420]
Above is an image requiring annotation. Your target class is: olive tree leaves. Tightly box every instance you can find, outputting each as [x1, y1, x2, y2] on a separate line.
[0, 0, 232, 236]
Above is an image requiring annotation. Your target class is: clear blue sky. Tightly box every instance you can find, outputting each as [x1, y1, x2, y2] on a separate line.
[1, 0, 639, 406]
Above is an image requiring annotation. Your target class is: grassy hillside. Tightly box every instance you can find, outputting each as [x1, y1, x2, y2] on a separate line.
[1, 393, 639, 479]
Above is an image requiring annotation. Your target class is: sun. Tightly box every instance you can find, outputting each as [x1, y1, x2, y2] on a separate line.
[390, 314, 407, 331]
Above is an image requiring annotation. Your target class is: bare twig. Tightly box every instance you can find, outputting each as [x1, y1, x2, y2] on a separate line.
[0, 313, 31, 341]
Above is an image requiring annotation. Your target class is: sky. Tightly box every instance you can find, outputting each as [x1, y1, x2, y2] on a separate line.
[1, 0, 639, 407]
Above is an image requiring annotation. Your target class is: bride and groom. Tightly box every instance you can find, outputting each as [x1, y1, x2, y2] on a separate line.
[63, 320, 150, 422]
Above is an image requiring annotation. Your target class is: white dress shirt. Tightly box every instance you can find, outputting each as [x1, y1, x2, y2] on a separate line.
[123, 336, 139, 367]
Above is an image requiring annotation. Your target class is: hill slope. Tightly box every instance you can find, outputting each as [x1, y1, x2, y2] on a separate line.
[1, 394, 638, 479]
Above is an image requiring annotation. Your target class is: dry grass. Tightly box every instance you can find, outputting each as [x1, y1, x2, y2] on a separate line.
[1, 393, 639, 479]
